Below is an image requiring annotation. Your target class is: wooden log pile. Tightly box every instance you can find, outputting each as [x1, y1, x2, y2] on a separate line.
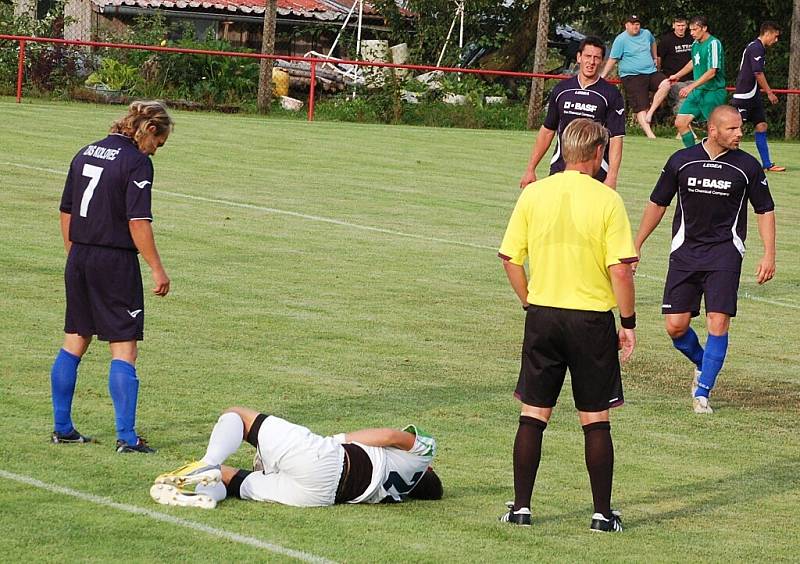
[274, 59, 354, 92]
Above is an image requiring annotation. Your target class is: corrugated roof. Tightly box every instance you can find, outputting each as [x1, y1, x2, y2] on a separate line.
[91, 0, 388, 19]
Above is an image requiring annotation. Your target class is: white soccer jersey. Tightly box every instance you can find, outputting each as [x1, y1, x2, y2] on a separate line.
[350, 425, 437, 504]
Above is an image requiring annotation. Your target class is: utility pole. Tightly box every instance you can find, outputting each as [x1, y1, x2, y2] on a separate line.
[257, 0, 278, 113]
[786, 0, 800, 138]
[526, 0, 550, 129]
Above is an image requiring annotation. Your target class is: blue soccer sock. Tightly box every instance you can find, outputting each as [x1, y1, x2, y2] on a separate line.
[696, 334, 729, 398]
[681, 131, 697, 148]
[754, 131, 772, 168]
[51, 349, 81, 434]
[671, 327, 704, 370]
[108, 359, 139, 445]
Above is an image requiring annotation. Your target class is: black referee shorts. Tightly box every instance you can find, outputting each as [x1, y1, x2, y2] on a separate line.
[515, 305, 623, 412]
[64, 243, 144, 341]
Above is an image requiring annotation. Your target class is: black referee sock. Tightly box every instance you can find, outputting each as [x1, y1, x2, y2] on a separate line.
[583, 421, 613, 518]
[513, 416, 547, 511]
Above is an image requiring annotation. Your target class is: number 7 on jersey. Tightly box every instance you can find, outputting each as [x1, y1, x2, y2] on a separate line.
[79, 164, 104, 217]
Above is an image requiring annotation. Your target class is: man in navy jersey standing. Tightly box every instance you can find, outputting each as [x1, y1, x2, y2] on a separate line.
[731, 21, 785, 172]
[51, 101, 174, 452]
[634, 105, 776, 414]
[520, 36, 626, 190]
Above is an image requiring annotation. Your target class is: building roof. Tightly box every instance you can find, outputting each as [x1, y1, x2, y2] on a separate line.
[91, 0, 391, 20]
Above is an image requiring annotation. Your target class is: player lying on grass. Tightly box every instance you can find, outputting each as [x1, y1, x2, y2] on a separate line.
[150, 406, 442, 509]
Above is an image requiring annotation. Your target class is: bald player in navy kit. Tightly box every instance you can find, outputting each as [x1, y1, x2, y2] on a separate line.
[520, 36, 626, 190]
[50, 101, 174, 452]
[635, 105, 776, 414]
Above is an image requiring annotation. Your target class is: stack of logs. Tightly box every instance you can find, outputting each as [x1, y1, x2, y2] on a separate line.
[274, 60, 355, 92]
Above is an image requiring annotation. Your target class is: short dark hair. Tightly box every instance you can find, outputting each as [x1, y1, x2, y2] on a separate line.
[407, 467, 443, 501]
[578, 36, 606, 59]
[689, 15, 708, 28]
[760, 21, 781, 34]
[673, 16, 688, 23]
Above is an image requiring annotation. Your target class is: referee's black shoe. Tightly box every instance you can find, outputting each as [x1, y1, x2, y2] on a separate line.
[499, 502, 532, 526]
[116, 437, 156, 454]
[590, 510, 623, 532]
[51, 429, 96, 444]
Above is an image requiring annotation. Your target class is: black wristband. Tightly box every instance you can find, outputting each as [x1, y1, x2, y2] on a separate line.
[620, 313, 636, 329]
[523, 304, 529, 311]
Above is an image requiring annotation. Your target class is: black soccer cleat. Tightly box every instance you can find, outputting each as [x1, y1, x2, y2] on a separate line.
[51, 429, 96, 444]
[590, 510, 623, 532]
[499, 502, 532, 526]
[116, 437, 156, 454]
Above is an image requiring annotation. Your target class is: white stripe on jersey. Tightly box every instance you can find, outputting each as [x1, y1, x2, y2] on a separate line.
[731, 191, 748, 258]
[550, 137, 561, 166]
[733, 83, 758, 99]
[711, 39, 719, 68]
[670, 192, 686, 253]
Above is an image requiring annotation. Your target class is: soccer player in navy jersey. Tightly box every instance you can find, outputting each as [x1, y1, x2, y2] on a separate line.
[731, 21, 785, 172]
[520, 36, 626, 190]
[634, 105, 776, 414]
[50, 101, 174, 452]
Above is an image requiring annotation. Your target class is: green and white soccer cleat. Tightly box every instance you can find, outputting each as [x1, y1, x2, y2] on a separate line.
[154, 460, 221, 487]
[150, 483, 216, 509]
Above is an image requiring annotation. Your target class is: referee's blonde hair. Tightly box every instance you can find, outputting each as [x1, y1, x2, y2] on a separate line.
[110, 100, 174, 149]
[561, 118, 608, 164]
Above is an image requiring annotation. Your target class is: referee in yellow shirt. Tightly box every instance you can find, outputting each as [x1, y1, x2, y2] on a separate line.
[497, 118, 637, 533]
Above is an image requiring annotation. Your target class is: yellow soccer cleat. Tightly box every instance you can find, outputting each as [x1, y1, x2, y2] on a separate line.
[154, 460, 221, 487]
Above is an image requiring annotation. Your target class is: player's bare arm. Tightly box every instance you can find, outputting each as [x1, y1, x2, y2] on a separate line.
[669, 60, 693, 83]
[60, 211, 72, 254]
[600, 58, 618, 79]
[604, 137, 624, 190]
[344, 428, 416, 451]
[755, 211, 776, 284]
[633, 202, 668, 269]
[679, 68, 716, 98]
[129, 219, 170, 296]
[520, 127, 556, 188]
[502, 260, 529, 308]
[754, 73, 778, 105]
[608, 262, 636, 362]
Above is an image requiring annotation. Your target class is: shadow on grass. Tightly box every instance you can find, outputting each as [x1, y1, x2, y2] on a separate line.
[625, 356, 800, 411]
[623, 456, 800, 530]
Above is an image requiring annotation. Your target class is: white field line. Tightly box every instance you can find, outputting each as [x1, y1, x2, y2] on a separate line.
[4, 160, 799, 311]
[0, 469, 335, 563]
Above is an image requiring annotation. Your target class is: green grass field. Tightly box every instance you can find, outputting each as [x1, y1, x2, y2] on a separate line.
[1, 97, 798, 562]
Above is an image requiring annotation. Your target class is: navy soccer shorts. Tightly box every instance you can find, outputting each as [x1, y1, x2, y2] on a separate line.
[661, 269, 740, 318]
[64, 243, 144, 341]
[515, 305, 623, 413]
[731, 97, 767, 126]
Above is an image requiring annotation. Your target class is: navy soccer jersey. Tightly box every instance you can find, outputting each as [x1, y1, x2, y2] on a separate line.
[543, 76, 626, 180]
[733, 39, 766, 101]
[59, 133, 154, 250]
[650, 142, 775, 272]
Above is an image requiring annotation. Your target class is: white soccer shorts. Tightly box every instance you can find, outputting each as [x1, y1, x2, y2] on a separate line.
[239, 416, 344, 507]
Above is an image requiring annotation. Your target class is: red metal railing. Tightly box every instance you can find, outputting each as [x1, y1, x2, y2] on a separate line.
[3, 34, 799, 122]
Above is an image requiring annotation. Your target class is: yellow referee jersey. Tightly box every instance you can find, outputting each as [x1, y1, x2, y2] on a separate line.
[499, 171, 637, 312]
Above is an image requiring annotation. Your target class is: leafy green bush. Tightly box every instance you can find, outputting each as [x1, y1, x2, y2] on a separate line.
[0, 0, 84, 96]
[86, 58, 139, 91]
[96, 15, 260, 106]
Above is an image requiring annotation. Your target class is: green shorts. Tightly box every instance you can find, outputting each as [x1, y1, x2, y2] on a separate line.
[678, 88, 728, 121]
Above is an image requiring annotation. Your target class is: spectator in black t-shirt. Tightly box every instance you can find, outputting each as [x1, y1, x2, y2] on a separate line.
[657, 17, 694, 118]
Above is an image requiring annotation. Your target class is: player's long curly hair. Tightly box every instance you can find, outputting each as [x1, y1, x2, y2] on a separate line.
[110, 100, 174, 149]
